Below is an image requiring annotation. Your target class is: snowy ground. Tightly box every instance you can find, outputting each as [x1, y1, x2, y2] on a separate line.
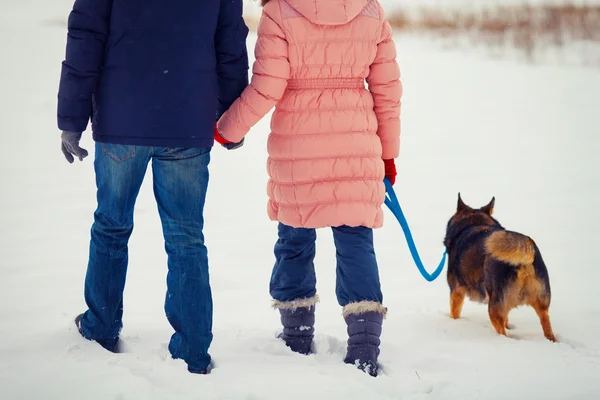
[2, 1, 600, 399]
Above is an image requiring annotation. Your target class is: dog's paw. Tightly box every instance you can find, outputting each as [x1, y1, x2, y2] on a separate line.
[546, 334, 557, 342]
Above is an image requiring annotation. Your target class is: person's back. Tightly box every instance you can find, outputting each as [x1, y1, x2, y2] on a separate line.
[217, 0, 401, 377]
[219, 0, 400, 228]
[58, 0, 248, 148]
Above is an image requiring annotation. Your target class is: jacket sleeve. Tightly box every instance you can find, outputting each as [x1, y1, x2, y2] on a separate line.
[366, 9, 402, 160]
[215, 0, 250, 119]
[57, 0, 112, 133]
[217, 3, 290, 143]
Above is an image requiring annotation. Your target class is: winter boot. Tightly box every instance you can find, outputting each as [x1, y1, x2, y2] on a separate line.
[75, 313, 121, 353]
[342, 301, 387, 377]
[273, 295, 318, 355]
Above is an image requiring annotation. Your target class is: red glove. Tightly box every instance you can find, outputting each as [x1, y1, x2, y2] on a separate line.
[214, 123, 232, 145]
[383, 159, 396, 185]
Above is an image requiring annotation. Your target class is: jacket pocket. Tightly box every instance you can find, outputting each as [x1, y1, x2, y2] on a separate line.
[101, 143, 136, 162]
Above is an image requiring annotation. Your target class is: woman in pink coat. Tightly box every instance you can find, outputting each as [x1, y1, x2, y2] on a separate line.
[217, 0, 401, 376]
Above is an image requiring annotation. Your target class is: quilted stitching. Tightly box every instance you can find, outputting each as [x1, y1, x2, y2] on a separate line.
[359, 0, 380, 19]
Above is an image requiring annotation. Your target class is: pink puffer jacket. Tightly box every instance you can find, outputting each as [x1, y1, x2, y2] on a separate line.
[217, 0, 402, 229]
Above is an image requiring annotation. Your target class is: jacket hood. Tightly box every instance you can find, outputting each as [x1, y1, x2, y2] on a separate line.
[285, 0, 370, 26]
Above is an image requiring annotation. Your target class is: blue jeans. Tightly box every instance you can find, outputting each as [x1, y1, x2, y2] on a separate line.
[270, 224, 383, 306]
[79, 143, 212, 372]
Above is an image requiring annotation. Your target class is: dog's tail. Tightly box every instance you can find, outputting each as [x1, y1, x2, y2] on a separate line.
[485, 231, 535, 266]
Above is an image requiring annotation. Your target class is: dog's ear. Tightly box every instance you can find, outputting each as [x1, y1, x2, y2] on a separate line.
[481, 197, 495, 215]
[457, 193, 468, 213]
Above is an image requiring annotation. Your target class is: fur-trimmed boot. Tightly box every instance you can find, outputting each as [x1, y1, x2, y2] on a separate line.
[273, 295, 319, 355]
[342, 301, 387, 377]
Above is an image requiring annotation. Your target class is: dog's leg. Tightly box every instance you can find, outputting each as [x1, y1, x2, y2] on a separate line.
[504, 309, 514, 330]
[532, 298, 556, 342]
[488, 301, 508, 337]
[450, 287, 466, 319]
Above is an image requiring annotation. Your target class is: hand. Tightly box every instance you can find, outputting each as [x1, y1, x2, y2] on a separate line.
[214, 124, 244, 150]
[61, 131, 88, 163]
[383, 159, 396, 185]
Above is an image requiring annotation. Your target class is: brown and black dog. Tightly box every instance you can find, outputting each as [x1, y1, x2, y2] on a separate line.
[443, 194, 556, 342]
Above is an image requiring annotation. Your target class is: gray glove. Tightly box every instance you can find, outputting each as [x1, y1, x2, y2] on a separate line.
[61, 131, 88, 163]
[222, 137, 245, 150]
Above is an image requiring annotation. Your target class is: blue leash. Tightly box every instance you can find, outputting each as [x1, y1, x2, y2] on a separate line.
[384, 178, 446, 282]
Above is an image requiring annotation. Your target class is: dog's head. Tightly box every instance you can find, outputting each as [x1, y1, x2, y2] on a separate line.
[444, 194, 499, 249]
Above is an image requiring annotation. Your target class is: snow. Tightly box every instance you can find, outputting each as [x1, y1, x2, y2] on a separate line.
[2, 1, 600, 399]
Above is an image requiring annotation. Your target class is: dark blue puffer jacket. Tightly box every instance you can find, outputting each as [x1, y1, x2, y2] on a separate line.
[57, 0, 249, 148]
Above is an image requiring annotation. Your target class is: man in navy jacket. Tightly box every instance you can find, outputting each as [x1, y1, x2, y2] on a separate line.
[58, 0, 248, 374]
